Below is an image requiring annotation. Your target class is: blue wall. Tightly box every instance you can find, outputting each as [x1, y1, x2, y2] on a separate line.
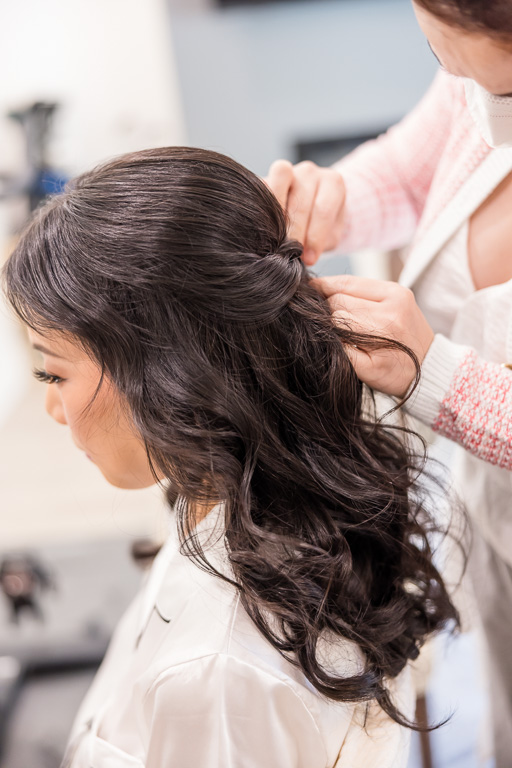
[169, 0, 438, 174]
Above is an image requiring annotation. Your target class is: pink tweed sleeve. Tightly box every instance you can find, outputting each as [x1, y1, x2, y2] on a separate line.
[335, 70, 458, 252]
[433, 352, 512, 470]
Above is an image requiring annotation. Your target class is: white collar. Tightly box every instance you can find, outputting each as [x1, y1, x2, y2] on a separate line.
[400, 148, 512, 289]
[135, 501, 227, 644]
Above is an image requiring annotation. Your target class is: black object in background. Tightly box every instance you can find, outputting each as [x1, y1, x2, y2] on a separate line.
[0, 539, 144, 768]
[295, 128, 390, 167]
[0, 102, 68, 215]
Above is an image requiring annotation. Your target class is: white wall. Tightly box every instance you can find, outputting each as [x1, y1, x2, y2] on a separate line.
[0, 0, 186, 426]
[169, 0, 438, 175]
[0, 0, 186, 177]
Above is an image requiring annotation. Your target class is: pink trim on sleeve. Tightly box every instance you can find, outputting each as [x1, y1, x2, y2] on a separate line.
[433, 351, 512, 470]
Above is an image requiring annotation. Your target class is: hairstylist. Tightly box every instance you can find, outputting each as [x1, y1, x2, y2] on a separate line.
[266, 1, 512, 764]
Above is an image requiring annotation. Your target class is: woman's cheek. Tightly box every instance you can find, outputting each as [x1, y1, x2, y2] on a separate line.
[66, 407, 96, 454]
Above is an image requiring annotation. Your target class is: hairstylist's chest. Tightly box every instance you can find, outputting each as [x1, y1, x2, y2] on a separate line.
[468, 170, 512, 290]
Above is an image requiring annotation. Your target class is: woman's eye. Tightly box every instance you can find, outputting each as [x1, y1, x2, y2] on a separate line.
[32, 368, 64, 385]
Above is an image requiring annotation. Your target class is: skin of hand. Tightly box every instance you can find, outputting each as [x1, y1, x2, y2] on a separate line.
[314, 274, 435, 398]
[265, 159, 346, 266]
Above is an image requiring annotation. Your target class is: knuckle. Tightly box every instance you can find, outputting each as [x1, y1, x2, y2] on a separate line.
[328, 296, 344, 311]
[326, 278, 347, 297]
[328, 168, 345, 190]
[388, 283, 411, 301]
[401, 287, 416, 309]
[296, 160, 318, 176]
[269, 159, 293, 178]
[313, 201, 334, 223]
[270, 158, 292, 171]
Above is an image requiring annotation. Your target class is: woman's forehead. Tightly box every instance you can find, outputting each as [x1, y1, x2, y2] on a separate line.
[27, 329, 83, 361]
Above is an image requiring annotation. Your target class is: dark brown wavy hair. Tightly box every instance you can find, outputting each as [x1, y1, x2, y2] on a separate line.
[415, 0, 512, 35]
[2, 147, 458, 727]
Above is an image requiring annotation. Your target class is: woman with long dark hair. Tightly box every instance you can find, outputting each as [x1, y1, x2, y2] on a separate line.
[3, 147, 457, 767]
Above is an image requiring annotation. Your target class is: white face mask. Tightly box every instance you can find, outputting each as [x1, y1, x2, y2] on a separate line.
[464, 79, 512, 149]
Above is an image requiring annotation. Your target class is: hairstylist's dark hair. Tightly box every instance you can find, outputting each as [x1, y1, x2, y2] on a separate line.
[3, 147, 458, 726]
[416, 0, 512, 36]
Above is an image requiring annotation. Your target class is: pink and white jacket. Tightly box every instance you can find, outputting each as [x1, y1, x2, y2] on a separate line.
[335, 70, 512, 473]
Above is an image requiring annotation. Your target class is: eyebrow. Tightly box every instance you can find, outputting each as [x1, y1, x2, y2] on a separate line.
[32, 343, 66, 359]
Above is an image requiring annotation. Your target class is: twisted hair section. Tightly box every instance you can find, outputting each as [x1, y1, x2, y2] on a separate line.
[3, 146, 459, 727]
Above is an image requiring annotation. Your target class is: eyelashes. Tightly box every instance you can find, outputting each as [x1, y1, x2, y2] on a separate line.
[33, 367, 65, 385]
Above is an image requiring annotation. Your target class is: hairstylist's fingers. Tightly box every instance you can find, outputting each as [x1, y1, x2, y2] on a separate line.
[334, 310, 416, 397]
[305, 170, 346, 263]
[347, 345, 415, 399]
[330, 295, 432, 398]
[332, 304, 388, 342]
[339, 344, 399, 392]
[328, 296, 383, 332]
[343, 343, 364, 368]
[314, 274, 401, 302]
[330, 290, 433, 349]
[265, 160, 294, 211]
[286, 161, 320, 255]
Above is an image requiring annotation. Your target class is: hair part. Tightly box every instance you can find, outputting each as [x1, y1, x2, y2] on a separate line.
[2, 146, 460, 728]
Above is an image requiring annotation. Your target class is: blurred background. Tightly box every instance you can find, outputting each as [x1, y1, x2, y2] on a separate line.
[0, 1, 491, 766]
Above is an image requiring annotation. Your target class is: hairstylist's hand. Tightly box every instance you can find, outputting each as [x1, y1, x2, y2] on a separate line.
[315, 275, 435, 398]
[265, 160, 346, 266]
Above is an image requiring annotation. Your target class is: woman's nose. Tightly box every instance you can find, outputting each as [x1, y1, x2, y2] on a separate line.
[45, 386, 67, 425]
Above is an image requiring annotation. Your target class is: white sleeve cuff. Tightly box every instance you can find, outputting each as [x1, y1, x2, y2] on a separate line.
[405, 334, 472, 427]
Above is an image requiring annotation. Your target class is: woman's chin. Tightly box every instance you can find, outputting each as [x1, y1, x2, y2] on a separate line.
[97, 466, 158, 490]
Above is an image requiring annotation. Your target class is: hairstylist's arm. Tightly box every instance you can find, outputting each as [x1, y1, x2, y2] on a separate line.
[265, 70, 457, 263]
[318, 274, 512, 471]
